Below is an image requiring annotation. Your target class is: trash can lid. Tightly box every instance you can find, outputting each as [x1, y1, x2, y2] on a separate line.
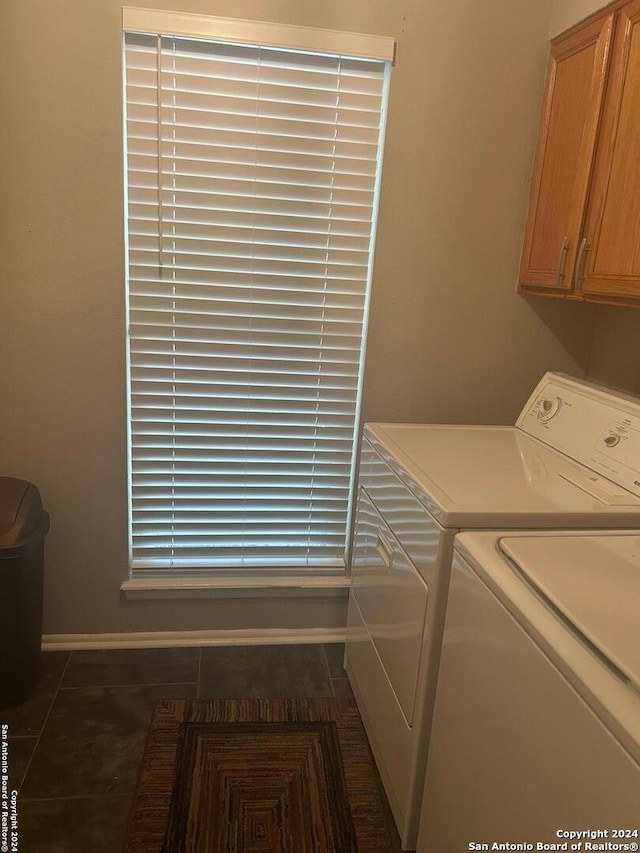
[0, 477, 45, 545]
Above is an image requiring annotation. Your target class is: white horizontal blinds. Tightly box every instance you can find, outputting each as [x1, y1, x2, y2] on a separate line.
[125, 30, 388, 572]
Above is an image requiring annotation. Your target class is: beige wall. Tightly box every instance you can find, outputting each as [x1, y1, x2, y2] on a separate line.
[550, 0, 640, 395]
[585, 307, 640, 395]
[549, 0, 609, 34]
[1, 0, 596, 636]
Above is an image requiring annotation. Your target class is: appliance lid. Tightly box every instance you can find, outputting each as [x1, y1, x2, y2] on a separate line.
[365, 423, 640, 525]
[499, 534, 640, 688]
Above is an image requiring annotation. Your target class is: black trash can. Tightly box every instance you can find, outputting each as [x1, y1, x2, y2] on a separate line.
[0, 477, 50, 710]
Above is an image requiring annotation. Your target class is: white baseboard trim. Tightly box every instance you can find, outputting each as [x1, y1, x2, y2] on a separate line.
[42, 626, 347, 651]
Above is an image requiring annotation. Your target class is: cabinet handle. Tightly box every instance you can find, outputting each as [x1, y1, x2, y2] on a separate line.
[555, 237, 569, 285]
[574, 237, 589, 288]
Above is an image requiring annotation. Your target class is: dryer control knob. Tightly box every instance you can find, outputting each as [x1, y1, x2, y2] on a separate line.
[538, 397, 562, 422]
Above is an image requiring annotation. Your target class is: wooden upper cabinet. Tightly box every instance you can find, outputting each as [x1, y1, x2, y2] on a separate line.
[518, 14, 614, 295]
[580, 0, 640, 303]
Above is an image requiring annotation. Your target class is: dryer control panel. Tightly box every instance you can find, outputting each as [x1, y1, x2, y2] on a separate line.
[516, 373, 640, 498]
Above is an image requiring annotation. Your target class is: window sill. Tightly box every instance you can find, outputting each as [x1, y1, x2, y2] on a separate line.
[121, 575, 351, 600]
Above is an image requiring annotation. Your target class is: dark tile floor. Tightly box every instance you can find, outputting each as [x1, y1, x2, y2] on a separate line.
[1, 643, 404, 852]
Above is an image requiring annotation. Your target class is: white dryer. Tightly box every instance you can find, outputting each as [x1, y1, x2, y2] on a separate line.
[417, 530, 640, 851]
[344, 373, 640, 849]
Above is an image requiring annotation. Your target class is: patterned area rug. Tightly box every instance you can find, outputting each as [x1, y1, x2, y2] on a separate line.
[123, 698, 395, 852]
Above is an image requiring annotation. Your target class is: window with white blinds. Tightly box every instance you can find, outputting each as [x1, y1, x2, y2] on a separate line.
[123, 11, 392, 575]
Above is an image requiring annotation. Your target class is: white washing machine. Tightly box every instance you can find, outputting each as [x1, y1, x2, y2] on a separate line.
[344, 372, 640, 849]
[417, 530, 640, 851]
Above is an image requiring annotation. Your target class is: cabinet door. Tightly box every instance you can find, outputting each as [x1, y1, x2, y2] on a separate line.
[518, 15, 614, 294]
[580, 0, 640, 303]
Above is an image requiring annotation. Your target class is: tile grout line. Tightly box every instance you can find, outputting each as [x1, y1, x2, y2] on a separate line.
[320, 644, 337, 698]
[18, 651, 73, 792]
[57, 681, 199, 692]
